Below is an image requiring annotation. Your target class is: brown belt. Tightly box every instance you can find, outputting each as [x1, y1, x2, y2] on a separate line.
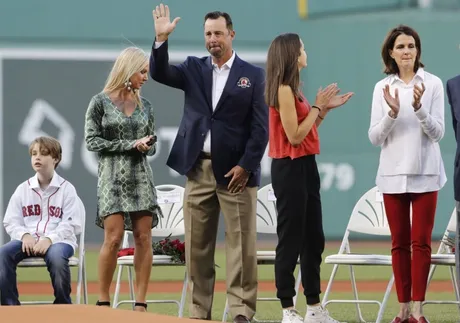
[199, 151, 211, 159]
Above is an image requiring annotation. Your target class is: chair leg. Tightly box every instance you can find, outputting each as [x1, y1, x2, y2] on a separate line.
[293, 267, 301, 307]
[449, 267, 460, 302]
[75, 277, 81, 304]
[76, 259, 84, 305]
[222, 298, 229, 322]
[113, 265, 124, 308]
[128, 266, 135, 310]
[349, 264, 365, 323]
[83, 258, 88, 304]
[322, 264, 339, 306]
[375, 274, 394, 323]
[448, 266, 460, 315]
[178, 271, 188, 317]
[426, 263, 437, 287]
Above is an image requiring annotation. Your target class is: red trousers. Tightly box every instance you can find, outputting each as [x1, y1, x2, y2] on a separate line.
[383, 191, 438, 303]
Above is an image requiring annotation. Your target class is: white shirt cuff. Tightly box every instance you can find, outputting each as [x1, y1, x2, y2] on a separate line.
[45, 234, 58, 244]
[381, 112, 397, 130]
[14, 230, 30, 242]
[154, 41, 165, 49]
[414, 105, 428, 121]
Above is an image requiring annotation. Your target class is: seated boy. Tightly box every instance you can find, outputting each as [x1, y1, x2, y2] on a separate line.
[0, 136, 82, 305]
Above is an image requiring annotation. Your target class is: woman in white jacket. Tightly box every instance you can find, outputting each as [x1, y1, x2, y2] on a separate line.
[368, 25, 446, 323]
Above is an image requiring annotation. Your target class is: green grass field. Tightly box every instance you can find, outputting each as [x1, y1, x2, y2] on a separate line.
[16, 244, 460, 322]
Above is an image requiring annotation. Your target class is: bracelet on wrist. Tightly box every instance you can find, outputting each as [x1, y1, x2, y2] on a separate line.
[388, 111, 398, 119]
[318, 115, 324, 120]
[311, 105, 321, 112]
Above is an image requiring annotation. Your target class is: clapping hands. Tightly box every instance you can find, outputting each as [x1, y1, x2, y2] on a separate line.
[412, 82, 425, 110]
[383, 84, 400, 117]
[314, 83, 340, 112]
[314, 83, 354, 112]
[383, 82, 425, 118]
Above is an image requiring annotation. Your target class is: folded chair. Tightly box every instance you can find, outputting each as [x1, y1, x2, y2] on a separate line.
[424, 207, 460, 314]
[322, 186, 397, 323]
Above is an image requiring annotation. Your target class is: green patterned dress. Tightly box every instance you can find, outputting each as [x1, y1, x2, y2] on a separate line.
[84, 92, 162, 230]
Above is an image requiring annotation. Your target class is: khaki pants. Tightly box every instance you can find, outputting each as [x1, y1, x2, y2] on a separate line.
[455, 201, 460, 297]
[184, 158, 258, 320]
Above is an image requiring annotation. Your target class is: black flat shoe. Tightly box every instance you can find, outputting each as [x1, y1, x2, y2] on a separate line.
[134, 302, 147, 310]
[96, 300, 111, 306]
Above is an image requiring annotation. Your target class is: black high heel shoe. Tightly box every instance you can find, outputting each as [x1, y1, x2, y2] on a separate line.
[96, 300, 111, 307]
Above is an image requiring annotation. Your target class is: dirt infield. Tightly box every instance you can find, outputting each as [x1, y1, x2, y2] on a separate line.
[1, 304, 211, 323]
[18, 279, 454, 295]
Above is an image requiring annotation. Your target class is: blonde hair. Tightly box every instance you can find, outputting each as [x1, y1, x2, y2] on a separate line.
[29, 136, 62, 169]
[103, 47, 148, 108]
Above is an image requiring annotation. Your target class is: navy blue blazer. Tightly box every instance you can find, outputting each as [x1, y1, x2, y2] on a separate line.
[149, 40, 269, 187]
[447, 75, 460, 201]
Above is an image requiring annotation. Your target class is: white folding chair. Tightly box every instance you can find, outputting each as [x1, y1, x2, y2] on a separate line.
[222, 183, 302, 322]
[112, 184, 188, 317]
[424, 208, 460, 313]
[18, 196, 88, 305]
[322, 186, 396, 323]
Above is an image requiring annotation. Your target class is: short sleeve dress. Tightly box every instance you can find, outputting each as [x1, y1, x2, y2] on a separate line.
[84, 92, 162, 230]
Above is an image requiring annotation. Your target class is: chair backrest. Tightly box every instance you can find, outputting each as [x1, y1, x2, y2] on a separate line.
[446, 207, 457, 233]
[120, 184, 185, 248]
[433, 207, 457, 254]
[256, 184, 277, 234]
[346, 186, 392, 236]
[151, 184, 185, 238]
[76, 196, 86, 254]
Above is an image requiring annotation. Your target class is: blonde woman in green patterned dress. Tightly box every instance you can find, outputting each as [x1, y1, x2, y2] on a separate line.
[84, 47, 162, 312]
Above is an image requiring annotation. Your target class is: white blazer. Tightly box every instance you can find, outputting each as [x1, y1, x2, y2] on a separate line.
[368, 68, 446, 194]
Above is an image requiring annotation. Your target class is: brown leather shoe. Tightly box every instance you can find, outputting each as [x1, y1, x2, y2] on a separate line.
[233, 314, 250, 323]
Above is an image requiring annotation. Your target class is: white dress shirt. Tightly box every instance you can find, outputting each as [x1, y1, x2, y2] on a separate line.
[368, 68, 447, 194]
[154, 41, 236, 153]
[202, 51, 236, 153]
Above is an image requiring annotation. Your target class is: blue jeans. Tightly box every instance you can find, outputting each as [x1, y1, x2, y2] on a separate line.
[0, 240, 74, 305]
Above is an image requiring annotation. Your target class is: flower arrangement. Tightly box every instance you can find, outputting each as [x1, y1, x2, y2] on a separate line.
[152, 234, 186, 264]
[441, 235, 456, 254]
[116, 234, 186, 264]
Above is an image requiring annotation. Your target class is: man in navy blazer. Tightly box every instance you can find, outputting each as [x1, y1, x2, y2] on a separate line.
[447, 74, 460, 297]
[149, 4, 268, 323]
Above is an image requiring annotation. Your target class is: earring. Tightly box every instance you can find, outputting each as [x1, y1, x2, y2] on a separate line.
[124, 81, 132, 91]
